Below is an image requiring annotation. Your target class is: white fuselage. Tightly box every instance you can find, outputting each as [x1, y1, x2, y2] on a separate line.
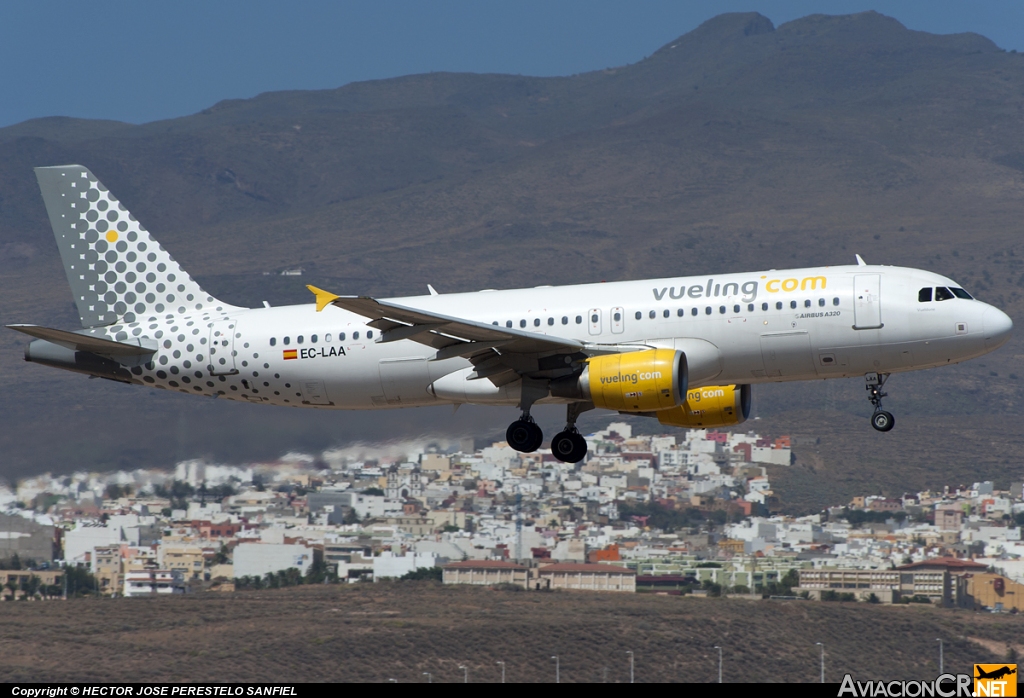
[114, 263, 1011, 409]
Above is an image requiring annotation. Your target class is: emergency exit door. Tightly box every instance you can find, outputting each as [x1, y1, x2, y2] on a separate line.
[853, 275, 883, 330]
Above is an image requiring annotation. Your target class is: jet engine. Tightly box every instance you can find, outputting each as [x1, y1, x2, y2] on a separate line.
[656, 384, 751, 429]
[550, 348, 687, 412]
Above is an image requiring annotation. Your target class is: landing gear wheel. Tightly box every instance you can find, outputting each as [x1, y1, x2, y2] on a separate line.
[864, 372, 895, 432]
[507, 419, 543, 453]
[551, 430, 588, 463]
[871, 411, 895, 432]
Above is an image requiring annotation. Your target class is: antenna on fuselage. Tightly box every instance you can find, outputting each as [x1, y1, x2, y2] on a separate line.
[855, 254, 867, 266]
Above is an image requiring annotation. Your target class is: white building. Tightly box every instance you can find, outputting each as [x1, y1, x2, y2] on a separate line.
[63, 523, 123, 563]
[233, 543, 314, 578]
[123, 569, 186, 597]
[372, 551, 438, 580]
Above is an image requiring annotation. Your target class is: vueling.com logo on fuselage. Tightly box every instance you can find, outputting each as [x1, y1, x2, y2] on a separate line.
[652, 275, 827, 303]
[599, 371, 662, 385]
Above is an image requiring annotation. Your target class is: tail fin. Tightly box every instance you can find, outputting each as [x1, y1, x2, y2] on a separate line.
[34, 164, 237, 328]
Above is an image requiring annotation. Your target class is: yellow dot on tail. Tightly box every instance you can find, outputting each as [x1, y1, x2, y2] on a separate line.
[105, 230, 118, 243]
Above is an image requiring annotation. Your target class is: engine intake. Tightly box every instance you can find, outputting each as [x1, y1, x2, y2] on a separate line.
[656, 384, 751, 429]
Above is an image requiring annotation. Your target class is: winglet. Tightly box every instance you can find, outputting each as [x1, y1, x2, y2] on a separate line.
[427, 284, 439, 296]
[855, 254, 867, 266]
[307, 285, 341, 312]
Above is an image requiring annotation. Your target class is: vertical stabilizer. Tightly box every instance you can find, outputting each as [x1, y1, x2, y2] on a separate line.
[34, 165, 238, 328]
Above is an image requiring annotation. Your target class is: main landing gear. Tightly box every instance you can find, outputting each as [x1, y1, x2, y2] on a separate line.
[506, 402, 591, 463]
[865, 372, 895, 432]
[506, 416, 543, 453]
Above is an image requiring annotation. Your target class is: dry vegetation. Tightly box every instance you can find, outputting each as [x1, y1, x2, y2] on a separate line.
[0, 582, 1021, 683]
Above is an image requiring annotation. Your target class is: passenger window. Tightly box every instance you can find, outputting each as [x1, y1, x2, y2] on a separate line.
[520, 320, 527, 328]
[339, 332, 346, 341]
[492, 321, 498, 326]
[705, 307, 712, 315]
[935, 287, 954, 301]
[270, 337, 277, 346]
[353, 331, 360, 340]
[762, 303, 768, 311]
[576, 316, 582, 324]
[366, 331, 373, 339]
[818, 298, 825, 307]
[663, 309, 670, 318]
[591, 313, 599, 323]
[635, 311, 642, 321]
[297, 335, 304, 344]
[506, 321, 513, 328]
[649, 310, 656, 319]
[562, 316, 568, 325]
[719, 306, 726, 314]
[951, 288, 972, 299]
[776, 302, 783, 310]
[833, 297, 840, 306]
[677, 308, 684, 317]
[533, 318, 540, 327]
[548, 317, 554, 326]
[325, 333, 332, 342]
[747, 304, 754, 312]
[918, 288, 932, 302]
[790, 301, 797, 309]
[733, 305, 740, 313]
[691, 308, 698, 316]
[804, 300, 811, 308]
[283, 337, 291, 346]
[311, 334, 318, 343]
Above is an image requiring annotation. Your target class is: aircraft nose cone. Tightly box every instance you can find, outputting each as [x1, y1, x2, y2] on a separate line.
[982, 306, 1013, 349]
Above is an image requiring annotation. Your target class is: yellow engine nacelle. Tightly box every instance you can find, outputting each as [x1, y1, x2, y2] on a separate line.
[581, 348, 687, 412]
[656, 384, 751, 429]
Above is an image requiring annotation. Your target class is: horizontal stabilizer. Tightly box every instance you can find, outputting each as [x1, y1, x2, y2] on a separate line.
[7, 324, 157, 356]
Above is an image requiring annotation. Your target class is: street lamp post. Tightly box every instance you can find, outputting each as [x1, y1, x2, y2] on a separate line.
[936, 639, 944, 674]
[816, 643, 825, 684]
[422, 672, 431, 684]
[497, 661, 505, 684]
[552, 655, 560, 684]
[713, 646, 722, 684]
[459, 665, 468, 684]
[627, 651, 634, 684]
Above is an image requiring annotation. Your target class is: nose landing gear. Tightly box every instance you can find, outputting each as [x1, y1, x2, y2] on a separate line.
[865, 372, 895, 432]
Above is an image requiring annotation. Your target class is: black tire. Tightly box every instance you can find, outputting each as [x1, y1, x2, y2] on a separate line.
[551, 431, 588, 463]
[507, 420, 543, 453]
[567, 432, 589, 463]
[525, 422, 544, 452]
[871, 410, 895, 432]
[551, 431, 576, 462]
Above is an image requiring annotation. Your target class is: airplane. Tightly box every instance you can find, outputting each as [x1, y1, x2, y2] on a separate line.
[975, 666, 1016, 681]
[8, 165, 1014, 463]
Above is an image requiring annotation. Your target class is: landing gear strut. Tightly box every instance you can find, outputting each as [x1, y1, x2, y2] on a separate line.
[550, 403, 592, 463]
[506, 379, 548, 453]
[865, 372, 895, 432]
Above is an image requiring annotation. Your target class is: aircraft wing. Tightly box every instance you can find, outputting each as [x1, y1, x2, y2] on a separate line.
[7, 324, 158, 356]
[308, 286, 589, 386]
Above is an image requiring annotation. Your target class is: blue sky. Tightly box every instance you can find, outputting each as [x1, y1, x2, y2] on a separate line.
[1, 1, 1021, 128]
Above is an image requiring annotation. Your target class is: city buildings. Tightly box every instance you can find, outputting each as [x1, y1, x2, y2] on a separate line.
[0, 422, 1020, 609]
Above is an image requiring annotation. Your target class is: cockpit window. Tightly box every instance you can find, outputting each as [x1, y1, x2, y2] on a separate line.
[918, 288, 932, 302]
[935, 287, 954, 301]
[951, 287, 972, 299]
